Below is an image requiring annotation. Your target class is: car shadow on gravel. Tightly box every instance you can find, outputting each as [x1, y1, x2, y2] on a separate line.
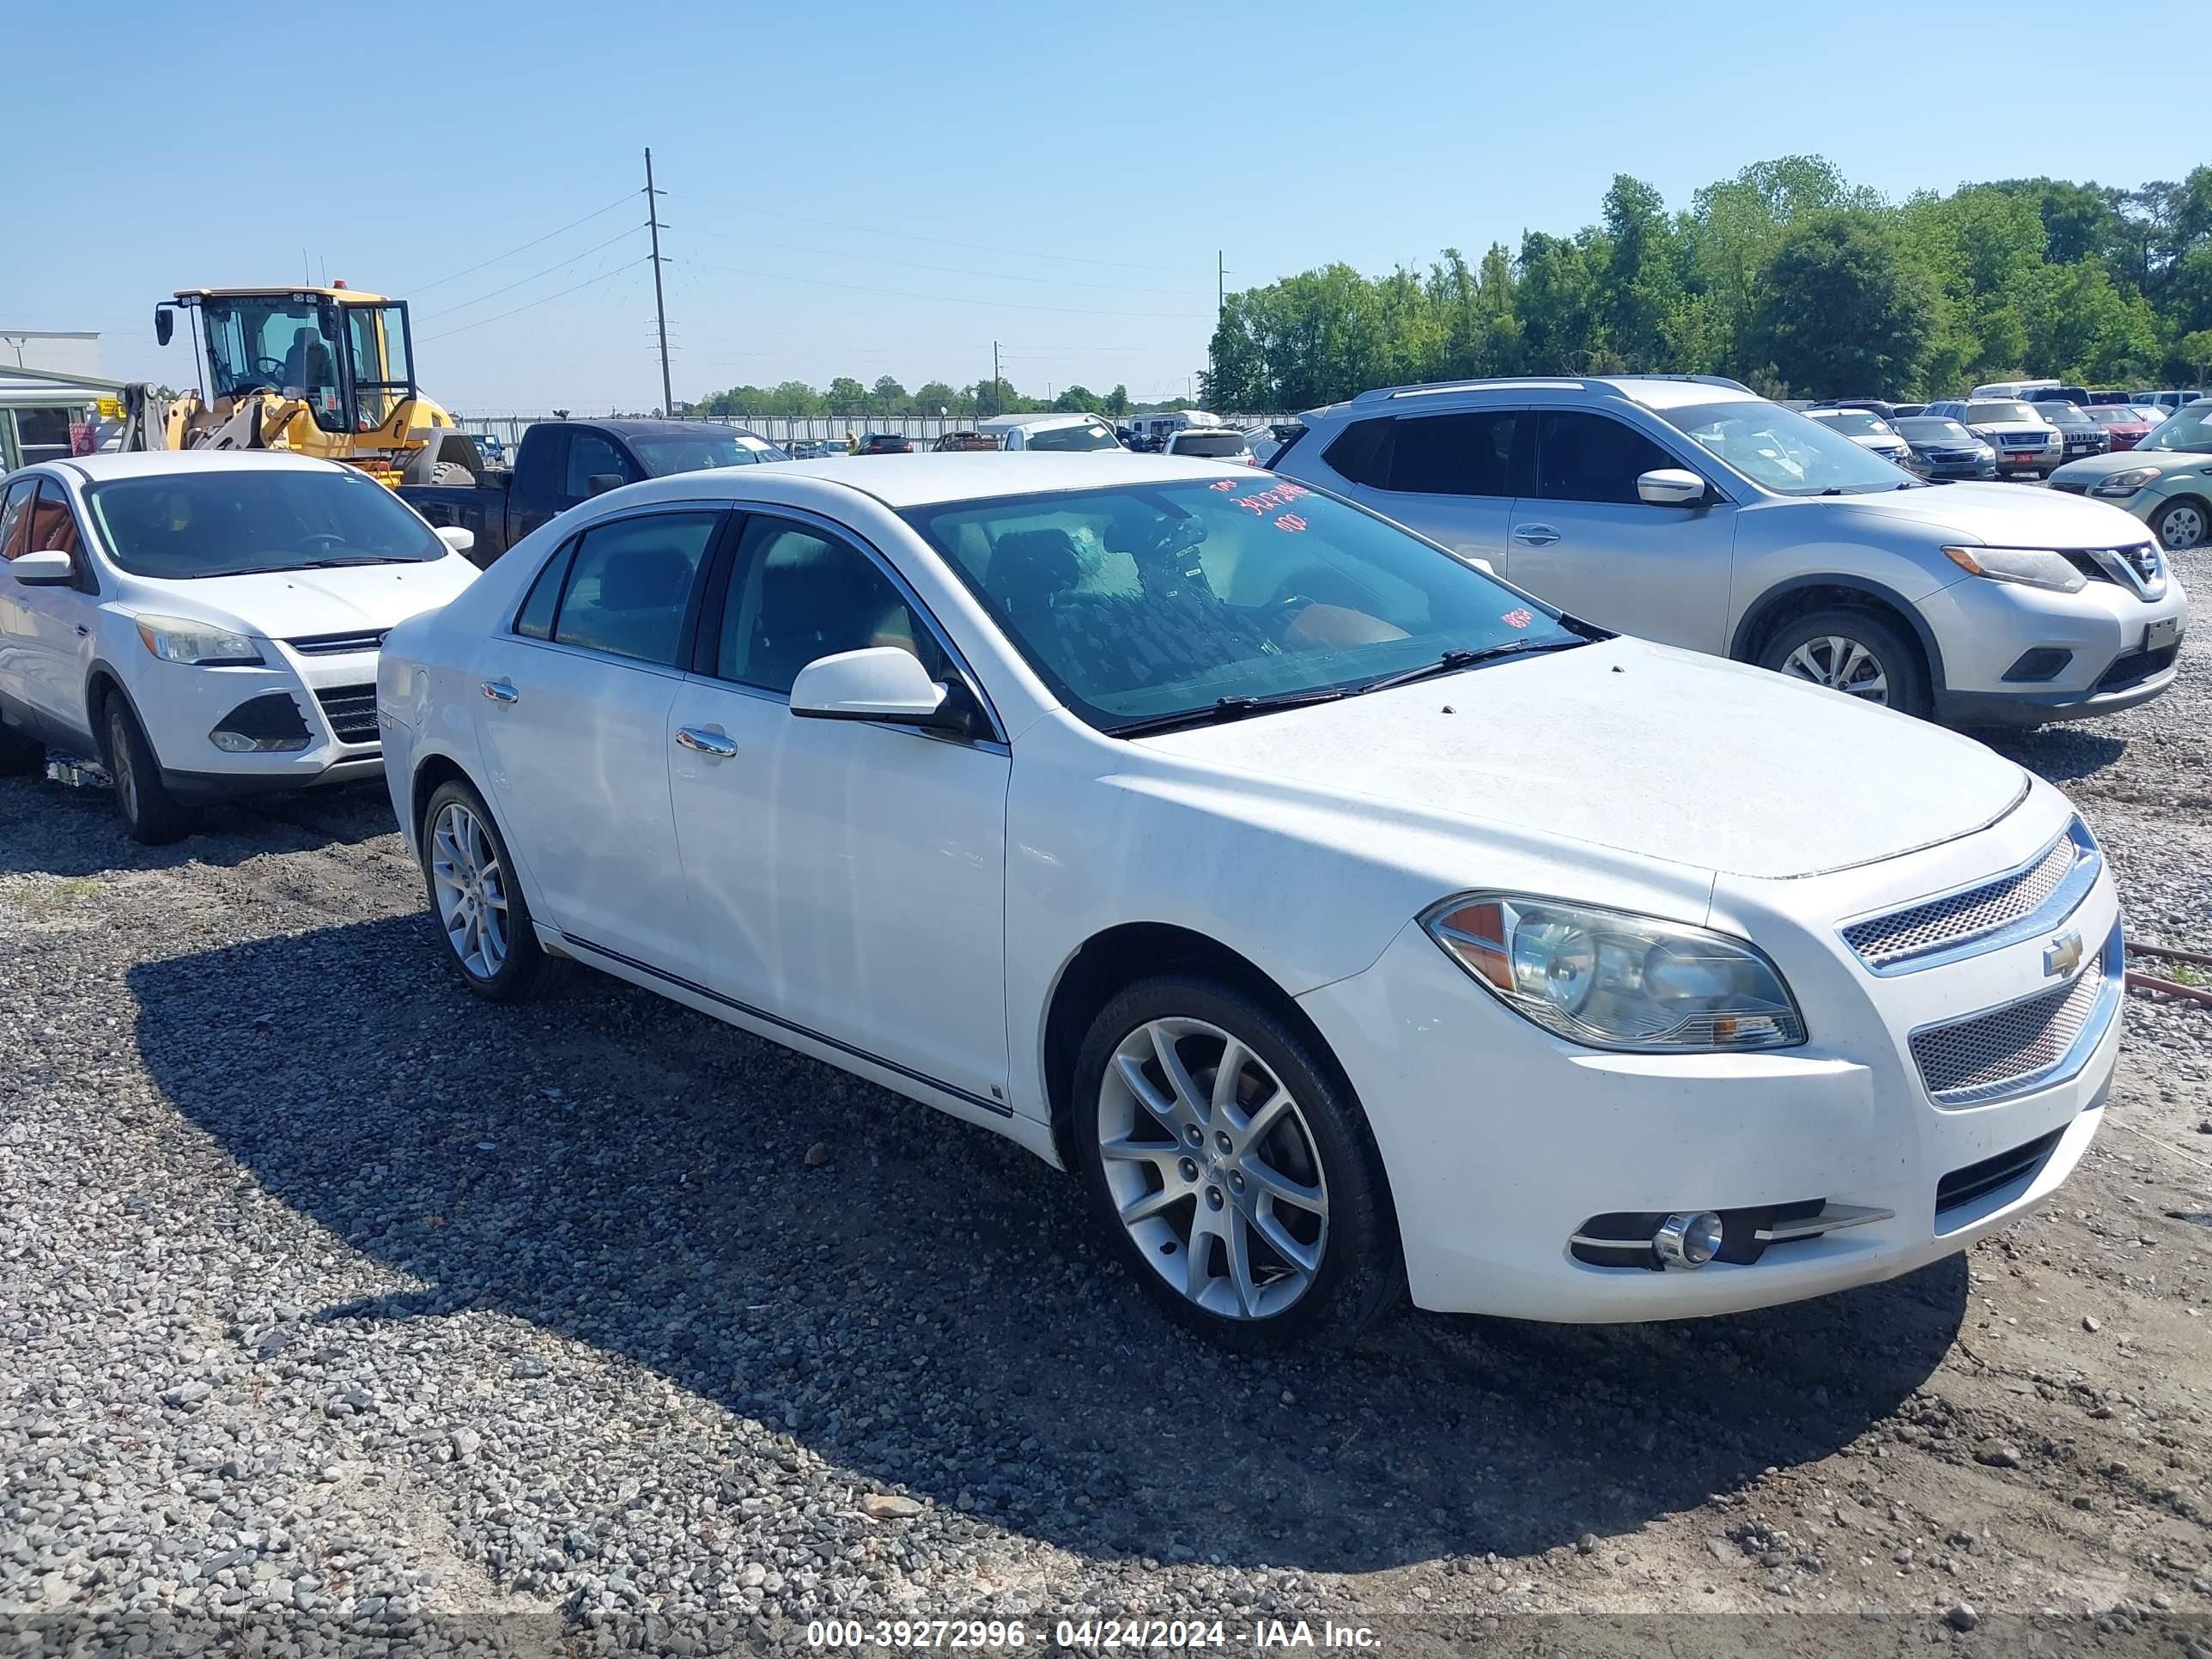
[1973, 726, 2129, 784]
[0, 775, 395, 878]
[129, 914, 1968, 1574]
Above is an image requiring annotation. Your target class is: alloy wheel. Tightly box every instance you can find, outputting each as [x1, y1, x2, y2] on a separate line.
[428, 801, 511, 980]
[1779, 635, 1890, 703]
[1096, 1017, 1328, 1321]
[112, 738, 137, 823]
[2160, 502, 2206, 551]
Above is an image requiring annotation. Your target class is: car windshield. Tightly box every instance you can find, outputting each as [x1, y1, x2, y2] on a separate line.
[1810, 410, 1893, 437]
[88, 467, 445, 579]
[2040, 404, 2089, 427]
[1896, 417, 1974, 443]
[2082, 407, 2136, 426]
[1966, 401, 2041, 425]
[2142, 406, 2212, 453]
[1654, 399, 1913, 495]
[1169, 432, 1253, 458]
[904, 478, 1588, 731]
[629, 430, 787, 473]
[1021, 421, 1120, 453]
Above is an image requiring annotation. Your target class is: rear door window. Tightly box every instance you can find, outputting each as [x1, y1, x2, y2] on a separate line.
[546, 512, 720, 667]
[1385, 410, 1527, 495]
[1535, 413, 1681, 506]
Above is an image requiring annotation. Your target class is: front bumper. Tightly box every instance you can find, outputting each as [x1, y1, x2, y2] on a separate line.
[1297, 816, 2124, 1322]
[133, 649, 385, 790]
[1917, 565, 2189, 726]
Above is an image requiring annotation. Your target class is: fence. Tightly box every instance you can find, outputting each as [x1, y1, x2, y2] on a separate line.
[451, 411, 1292, 453]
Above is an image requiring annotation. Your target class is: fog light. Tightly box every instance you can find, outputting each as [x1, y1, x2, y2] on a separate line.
[1653, 1211, 1723, 1270]
[210, 692, 312, 754]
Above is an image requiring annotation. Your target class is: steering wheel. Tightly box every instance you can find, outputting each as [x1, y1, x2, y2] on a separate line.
[297, 532, 347, 551]
[240, 356, 289, 387]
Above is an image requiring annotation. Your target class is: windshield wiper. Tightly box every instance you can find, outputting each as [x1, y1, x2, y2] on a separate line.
[1352, 636, 1588, 696]
[292, 556, 400, 568]
[1107, 687, 1349, 739]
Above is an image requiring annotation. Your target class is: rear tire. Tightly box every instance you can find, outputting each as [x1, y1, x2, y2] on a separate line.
[1756, 606, 1931, 720]
[104, 700, 194, 844]
[429, 460, 476, 486]
[0, 722, 42, 778]
[419, 777, 567, 1002]
[1071, 975, 1401, 1351]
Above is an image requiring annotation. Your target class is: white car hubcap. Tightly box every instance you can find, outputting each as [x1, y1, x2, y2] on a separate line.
[429, 802, 510, 979]
[1097, 1017, 1328, 1321]
[1780, 635, 1890, 702]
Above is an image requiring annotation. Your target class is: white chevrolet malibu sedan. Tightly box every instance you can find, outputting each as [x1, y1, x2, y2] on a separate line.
[377, 453, 2122, 1346]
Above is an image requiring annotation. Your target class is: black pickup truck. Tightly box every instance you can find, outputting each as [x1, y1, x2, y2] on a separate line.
[398, 419, 786, 567]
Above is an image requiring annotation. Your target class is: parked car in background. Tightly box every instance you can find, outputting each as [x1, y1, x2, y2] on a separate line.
[1972, 380, 2062, 400]
[2048, 399, 2212, 551]
[1888, 403, 1928, 419]
[2039, 402, 2110, 463]
[931, 430, 998, 453]
[378, 450, 2125, 1345]
[2083, 391, 2137, 407]
[2022, 386, 2093, 412]
[975, 413, 1123, 453]
[2136, 390, 2210, 417]
[1273, 374, 2186, 726]
[0, 453, 478, 842]
[400, 419, 787, 567]
[1124, 410, 1223, 453]
[785, 439, 838, 460]
[1804, 406, 1914, 467]
[1891, 416, 1996, 480]
[1161, 428, 1257, 464]
[857, 433, 914, 455]
[1923, 400, 2064, 477]
[2082, 405, 2154, 452]
[1808, 398, 1899, 421]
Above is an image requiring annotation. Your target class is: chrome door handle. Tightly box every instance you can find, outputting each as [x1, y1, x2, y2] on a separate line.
[675, 726, 738, 759]
[1511, 524, 1560, 547]
[480, 678, 519, 704]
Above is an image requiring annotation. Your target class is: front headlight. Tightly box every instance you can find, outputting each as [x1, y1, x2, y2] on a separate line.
[133, 614, 264, 665]
[2091, 467, 2160, 498]
[1941, 545, 2087, 593]
[1422, 895, 1806, 1053]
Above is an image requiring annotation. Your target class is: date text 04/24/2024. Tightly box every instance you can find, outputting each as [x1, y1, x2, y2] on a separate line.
[803, 1620, 1382, 1650]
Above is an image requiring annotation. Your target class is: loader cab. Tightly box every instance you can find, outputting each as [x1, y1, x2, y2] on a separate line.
[160, 288, 420, 440]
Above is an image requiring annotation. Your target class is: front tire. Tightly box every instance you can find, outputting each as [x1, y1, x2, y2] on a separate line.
[1757, 606, 1930, 719]
[1071, 976, 1401, 1349]
[2152, 496, 2208, 552]
[104, 700, 194, 844]
[419, 778, 566, 1002]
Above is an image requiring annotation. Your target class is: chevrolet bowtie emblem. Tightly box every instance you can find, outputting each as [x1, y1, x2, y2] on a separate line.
[2044, 931, 2084, 979]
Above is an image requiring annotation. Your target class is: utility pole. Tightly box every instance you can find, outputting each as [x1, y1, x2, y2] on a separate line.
[991, 340, 1000, 416]
[644, 147, 673, 416]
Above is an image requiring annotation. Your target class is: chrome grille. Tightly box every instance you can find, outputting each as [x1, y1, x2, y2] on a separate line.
[287, 629, 388, 656]
[1842, 823, 2090, 971]
[1909, 961, 2106, 1106]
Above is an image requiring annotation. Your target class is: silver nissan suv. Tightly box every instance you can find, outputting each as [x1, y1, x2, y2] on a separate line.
[1270, 375, 2188, 726]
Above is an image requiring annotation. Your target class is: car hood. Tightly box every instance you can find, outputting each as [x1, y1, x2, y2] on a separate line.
[121, 556, 478, 641]
[1134, 639, 2027, 881]
[2051, 447, 2212, 484]
[1806, 479, 2156, 546]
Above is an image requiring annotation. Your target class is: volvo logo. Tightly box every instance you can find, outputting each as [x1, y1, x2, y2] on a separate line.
[2043, 930, 2084, 979]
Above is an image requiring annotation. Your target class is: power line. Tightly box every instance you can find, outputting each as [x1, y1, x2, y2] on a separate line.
[418, 225, 646, 321]
[672, 257, 1207, 320]
[669, 191, 1194, 274]
[669, 223, 1200, 296]
[419, 260, 650, 343]
[407, 193, 639, 294]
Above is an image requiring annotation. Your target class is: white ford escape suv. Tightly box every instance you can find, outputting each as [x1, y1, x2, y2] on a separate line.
[0, 452, 478, 842]
[1272, 376, 2187, 726]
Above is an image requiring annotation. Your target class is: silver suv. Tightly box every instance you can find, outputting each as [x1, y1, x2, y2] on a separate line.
[1271, 375, 2188, 726]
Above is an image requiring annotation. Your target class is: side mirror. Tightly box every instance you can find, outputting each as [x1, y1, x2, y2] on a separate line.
[789, 647, 972, 735]
[1637, 467, 1708, 507]
[155, 306, 175, 347]
[435, 526, 477, 556]
[9, 549, 76, 587]
[586, 472, 626, 498]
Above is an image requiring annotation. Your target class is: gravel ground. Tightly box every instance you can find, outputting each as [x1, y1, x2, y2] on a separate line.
[3, 550, 2209, 1659]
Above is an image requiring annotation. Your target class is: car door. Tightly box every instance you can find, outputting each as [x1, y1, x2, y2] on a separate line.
[471, 506, 726, 972]
[665, 510, 1012, 1105]
[0, 478, 40, 724]
[1322, 411, 1528, 572]
[1506, 410, 1735, 653]
[6, 480, 101, 747]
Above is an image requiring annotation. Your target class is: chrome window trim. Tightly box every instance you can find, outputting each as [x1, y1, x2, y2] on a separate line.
[1905, 921, 2124, 1109]
[1838, 817, 2100, 975]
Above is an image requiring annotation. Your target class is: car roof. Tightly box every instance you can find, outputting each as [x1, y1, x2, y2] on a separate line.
[974, 412, 1107, 432]
[1302, 374, 1764, 422]
[592, 452, 1252, 514]
[29, 451, 348, 483]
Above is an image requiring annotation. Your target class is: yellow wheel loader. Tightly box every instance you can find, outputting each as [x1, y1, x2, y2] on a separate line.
[120, 286, 473, 486]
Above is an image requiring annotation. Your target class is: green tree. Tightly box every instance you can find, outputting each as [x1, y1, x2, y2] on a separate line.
[1105, 384, 1129, 416]
[872, 375, 909, 411]
[915, 380, 966, 415]
[1747, 211, 1941, 396]
[2172, 329, 2212, 386]
[1051, 385, 1105, 413]
[825, 376, 870, 413]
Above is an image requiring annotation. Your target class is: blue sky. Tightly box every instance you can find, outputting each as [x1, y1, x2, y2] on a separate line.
[7, 3, 2206, 414]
